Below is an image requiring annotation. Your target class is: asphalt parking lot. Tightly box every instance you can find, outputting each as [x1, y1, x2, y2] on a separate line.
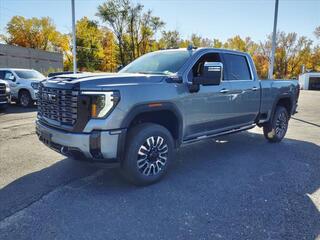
[0, 91, 319, 240]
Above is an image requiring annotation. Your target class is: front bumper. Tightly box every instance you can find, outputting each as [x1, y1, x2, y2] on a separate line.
[36, 120, 125, 161]
[0, 93, 10, 104]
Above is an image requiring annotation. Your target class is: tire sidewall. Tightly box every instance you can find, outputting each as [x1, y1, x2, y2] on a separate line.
[264, 106, 288, 142]
[19, 91, 32, 107]
[122, 123, 174, 185]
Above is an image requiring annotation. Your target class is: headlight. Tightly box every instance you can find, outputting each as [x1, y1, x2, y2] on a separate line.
[31, 82, 39, 90]
[5, 82, 10, 93]
[81, 91, 120, 118]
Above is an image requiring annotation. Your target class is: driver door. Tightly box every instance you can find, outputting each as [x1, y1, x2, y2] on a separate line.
[181, 52, 234, 140]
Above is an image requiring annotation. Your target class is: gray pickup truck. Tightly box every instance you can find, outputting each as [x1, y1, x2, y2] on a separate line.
[36, 48, 299, 185]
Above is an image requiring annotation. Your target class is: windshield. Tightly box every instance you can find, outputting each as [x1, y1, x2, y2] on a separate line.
[120, 50, 191, 75]
[15, 70, 45, 80]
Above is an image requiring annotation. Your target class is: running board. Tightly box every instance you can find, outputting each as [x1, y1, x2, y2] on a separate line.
[182, 125, 255, 145]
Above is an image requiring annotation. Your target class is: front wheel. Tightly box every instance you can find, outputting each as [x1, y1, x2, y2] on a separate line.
[19, 91, 33, 107]
[121, 123, 174, 186]
[263, 106, 289, 143]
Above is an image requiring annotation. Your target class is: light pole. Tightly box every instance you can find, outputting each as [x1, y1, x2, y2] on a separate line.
[71, 0, 77, 74]
[268, 0, 279, 79]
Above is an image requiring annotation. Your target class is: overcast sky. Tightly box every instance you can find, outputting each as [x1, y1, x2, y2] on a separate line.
[0, 0, 319, 43]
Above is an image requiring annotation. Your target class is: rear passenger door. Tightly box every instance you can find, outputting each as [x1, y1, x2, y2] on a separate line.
[222, 53, 260, 126]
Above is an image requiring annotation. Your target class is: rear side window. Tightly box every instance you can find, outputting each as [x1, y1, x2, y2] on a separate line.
[223, 54, 252, 80]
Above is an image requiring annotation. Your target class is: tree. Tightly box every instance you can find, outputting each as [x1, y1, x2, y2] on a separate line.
[314, 26, 320, 39]
[213, 39, 223, 48]
[136, 10, 165, 56]
[159, 30, 181, 49]
[97, 0, 130, 66]
[3, 16, 66, 52]
[97, 0, 164, 65]
[101, 29, 118, 72]
[75, 17, 104, 71]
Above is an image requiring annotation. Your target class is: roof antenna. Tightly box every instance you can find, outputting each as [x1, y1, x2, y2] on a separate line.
[187, 44, 193, 51]
[187, 44, 197, 51]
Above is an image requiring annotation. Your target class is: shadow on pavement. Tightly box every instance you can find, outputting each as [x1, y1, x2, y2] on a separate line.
[0, 103, 37, 115]
[0, 131, 319, 239]
[292, 117, 320, 128]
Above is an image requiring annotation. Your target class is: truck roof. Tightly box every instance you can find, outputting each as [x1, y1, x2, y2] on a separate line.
[157, 47, 250, 55]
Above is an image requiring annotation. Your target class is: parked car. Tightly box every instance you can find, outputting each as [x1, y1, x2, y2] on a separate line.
[36, 48, 300, 185]
[0, 79, 10, 110]
[0, 68, 46, 107]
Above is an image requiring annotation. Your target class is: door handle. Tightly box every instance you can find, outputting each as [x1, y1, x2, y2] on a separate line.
[252, 87, 258, 91]
[220, 88, 229, 93]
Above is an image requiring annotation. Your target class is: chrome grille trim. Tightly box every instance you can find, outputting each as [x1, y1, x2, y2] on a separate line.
[0, 83, 6, 95]
[38, 86, 79, 126]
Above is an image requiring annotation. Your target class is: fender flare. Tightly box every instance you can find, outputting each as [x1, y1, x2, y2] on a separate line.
[120, 102, 184, 145]
[270, 94, 294, 120]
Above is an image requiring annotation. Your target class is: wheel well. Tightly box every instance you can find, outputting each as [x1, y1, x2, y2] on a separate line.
[18, 88, 30, 97]
[276, 98, 292, 116]
[128, 110, 181, 145]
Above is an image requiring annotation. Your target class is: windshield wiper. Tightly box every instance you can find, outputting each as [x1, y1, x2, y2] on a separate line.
[135, 71, 172, 75]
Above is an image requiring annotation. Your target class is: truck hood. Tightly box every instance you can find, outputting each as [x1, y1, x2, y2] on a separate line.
[46, 73, 166, 89]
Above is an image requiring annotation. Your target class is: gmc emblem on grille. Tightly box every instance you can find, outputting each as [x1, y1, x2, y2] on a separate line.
[42, 93, 57, 102]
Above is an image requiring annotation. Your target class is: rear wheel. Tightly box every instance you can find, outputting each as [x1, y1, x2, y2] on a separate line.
[121, 123, 174, 186]
[263, 106, 289, 143]
[19, 90, 33, 107]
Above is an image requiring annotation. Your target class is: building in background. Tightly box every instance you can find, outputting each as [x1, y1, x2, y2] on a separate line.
[0, 44, 63, 74]
[299, 72, 320, 90]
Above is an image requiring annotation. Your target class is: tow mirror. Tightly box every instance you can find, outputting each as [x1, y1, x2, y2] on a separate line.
[193, 62, 223, 86]
[117, 65, 124, 72]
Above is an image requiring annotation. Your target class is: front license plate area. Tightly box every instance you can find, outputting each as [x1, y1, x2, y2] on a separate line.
[40, 130, 52, 146]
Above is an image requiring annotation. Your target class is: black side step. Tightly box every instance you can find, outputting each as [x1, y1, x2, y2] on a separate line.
[182, 125, 255, 145]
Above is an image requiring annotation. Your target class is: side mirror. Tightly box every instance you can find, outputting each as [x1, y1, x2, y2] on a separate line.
[193, 62, 223, 86]
[117, 65, 124, 72]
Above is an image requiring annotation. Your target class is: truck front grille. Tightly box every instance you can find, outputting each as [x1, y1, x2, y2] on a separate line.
[0, 83, 6, 96]
[38, 86, 79, 126]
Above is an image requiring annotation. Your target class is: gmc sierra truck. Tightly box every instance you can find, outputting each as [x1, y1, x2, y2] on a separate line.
[36, 48, 299, 185]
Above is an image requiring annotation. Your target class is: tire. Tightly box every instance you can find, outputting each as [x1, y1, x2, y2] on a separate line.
[19, 90, 33, 107]
[263, 106, 289, 143]
[121, 123, 174, 186]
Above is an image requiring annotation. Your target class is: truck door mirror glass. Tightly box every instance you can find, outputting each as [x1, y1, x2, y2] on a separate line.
[192, 62, 223, 86]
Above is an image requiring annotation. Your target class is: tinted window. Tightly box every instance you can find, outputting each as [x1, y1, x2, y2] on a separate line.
[223, 54, 252, 80]
[15, 70, 45, 79]
[0, 71, 4, 79]
[191, 53, 221, 77]
[3, 71, 15, 81]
